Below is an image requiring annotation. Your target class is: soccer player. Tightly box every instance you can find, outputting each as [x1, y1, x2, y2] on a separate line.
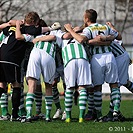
[52, 45, 65, 120]
[0, 31, 26, 120]
[102, 22, 133, 122]
[60, 27, 92, 123]
[20, 22, 62, 122]
[0, 12, 43, 121]
[64, 9, 122, 122]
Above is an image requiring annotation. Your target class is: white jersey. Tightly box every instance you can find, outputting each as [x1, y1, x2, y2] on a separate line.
[83, 23, 118, 55]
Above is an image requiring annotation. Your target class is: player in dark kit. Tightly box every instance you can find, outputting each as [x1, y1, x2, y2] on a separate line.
[0, 12, 42, 121]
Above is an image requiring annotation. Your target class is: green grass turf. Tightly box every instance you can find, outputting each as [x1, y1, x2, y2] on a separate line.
[0, 99, 133, 133]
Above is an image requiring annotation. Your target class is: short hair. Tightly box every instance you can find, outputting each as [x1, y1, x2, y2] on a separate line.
[85, 9, 97, 23]
[24, 12, 40, 25]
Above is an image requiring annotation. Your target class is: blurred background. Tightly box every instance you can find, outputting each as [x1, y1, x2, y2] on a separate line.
[0, 0, 133, 95]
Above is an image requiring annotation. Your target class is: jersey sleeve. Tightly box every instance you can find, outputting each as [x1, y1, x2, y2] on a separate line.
[82, 27, 92, 39]
[23, 34, 34, 42]
[50, 30, 64, 47]
[107, 26, 118, 38]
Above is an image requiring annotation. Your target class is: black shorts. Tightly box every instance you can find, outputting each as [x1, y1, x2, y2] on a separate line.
[0, 62, 21, 83]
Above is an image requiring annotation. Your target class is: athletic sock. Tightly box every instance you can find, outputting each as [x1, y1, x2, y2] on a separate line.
[124, 81, 133, 93]
[0, 93, 8, 116]
[52, 86, 61, 109]
[111, 88, 121, 112]
[87, 92, 94, 113]
[26, 93, 34, 119]
[18, 88, 26, 116]
[78, 89, 87, 118]
[45, 96, 53, 119]
[65, 89, 74, 119]
[34, 91, 42, 115]
[12, 87, 21, 118]
[94, 91, 102, 118]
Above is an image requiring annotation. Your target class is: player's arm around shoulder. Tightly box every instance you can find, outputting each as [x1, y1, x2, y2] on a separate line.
[15, 20, 25, 40]
[32, 35, 56, 44]
[0, 22, 11, 30]
[15, 20, 34, 42]
[106, 22, 122, 40]
[64, 23, 88, 44]
[88, 35, 111, 46]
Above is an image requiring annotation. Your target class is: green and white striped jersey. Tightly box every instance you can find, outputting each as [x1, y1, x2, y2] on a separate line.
[0, 31, 5, 42]
[0, 31, 6, 47]
[62, 38, 89, 67]
[83, 23, 118, 55]
[34, 40, 56, 58]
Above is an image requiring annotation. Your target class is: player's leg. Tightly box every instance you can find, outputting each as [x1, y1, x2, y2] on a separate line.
[41, 53, 55, 122]
[93, 85, 103, 122]
[61, 82, 66, 121]
[18, 60, 27, 117]
[64, 61, 77, 123]
[85, 87, 96, 121]
[23, 78, 37, 122]
[45, 83, 53, 122]
[90, 54, 105, 122]
[116, 52, 133, 93]
[0, 84, 10, 120]
[35, 84, 42, 115]
[77, 59, 92, 123]
[0, 64, 10, 120]
[65, 88, 74, 123]
[104, 51, 129, 122]
[18, 83, 26, 117]
[5, 64, 22, 121]
[109, 83, 121, 121]
[78, 86, 87, 123]
[52, 78, 62, 119]
[34, 80, 45, 120]
[0, 64, 7, 97]
[124, 80, 133, 93]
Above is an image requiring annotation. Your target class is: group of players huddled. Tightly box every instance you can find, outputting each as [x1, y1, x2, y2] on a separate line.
[0, 9, 132, 123]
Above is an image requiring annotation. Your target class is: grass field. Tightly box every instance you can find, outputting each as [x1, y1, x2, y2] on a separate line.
[0, 99, 133, 133]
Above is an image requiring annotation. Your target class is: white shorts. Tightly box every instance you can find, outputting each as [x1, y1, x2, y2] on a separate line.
[91, 52, 119, 86]
[64, 59, 92, 89]
[26, 48, 56, 84]
[116, 51, 130, 85]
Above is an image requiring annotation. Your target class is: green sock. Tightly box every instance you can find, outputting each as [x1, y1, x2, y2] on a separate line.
[26, 93, 34, 119]
[0, 93, 8, 116]
[45, 96, 53, 119]
[111, 88, 121, 112]
[52, 86, 61, 109]
[34, 91, 42, 115]
[65, 89, 74, 119]
[78, 89, 87, 118]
